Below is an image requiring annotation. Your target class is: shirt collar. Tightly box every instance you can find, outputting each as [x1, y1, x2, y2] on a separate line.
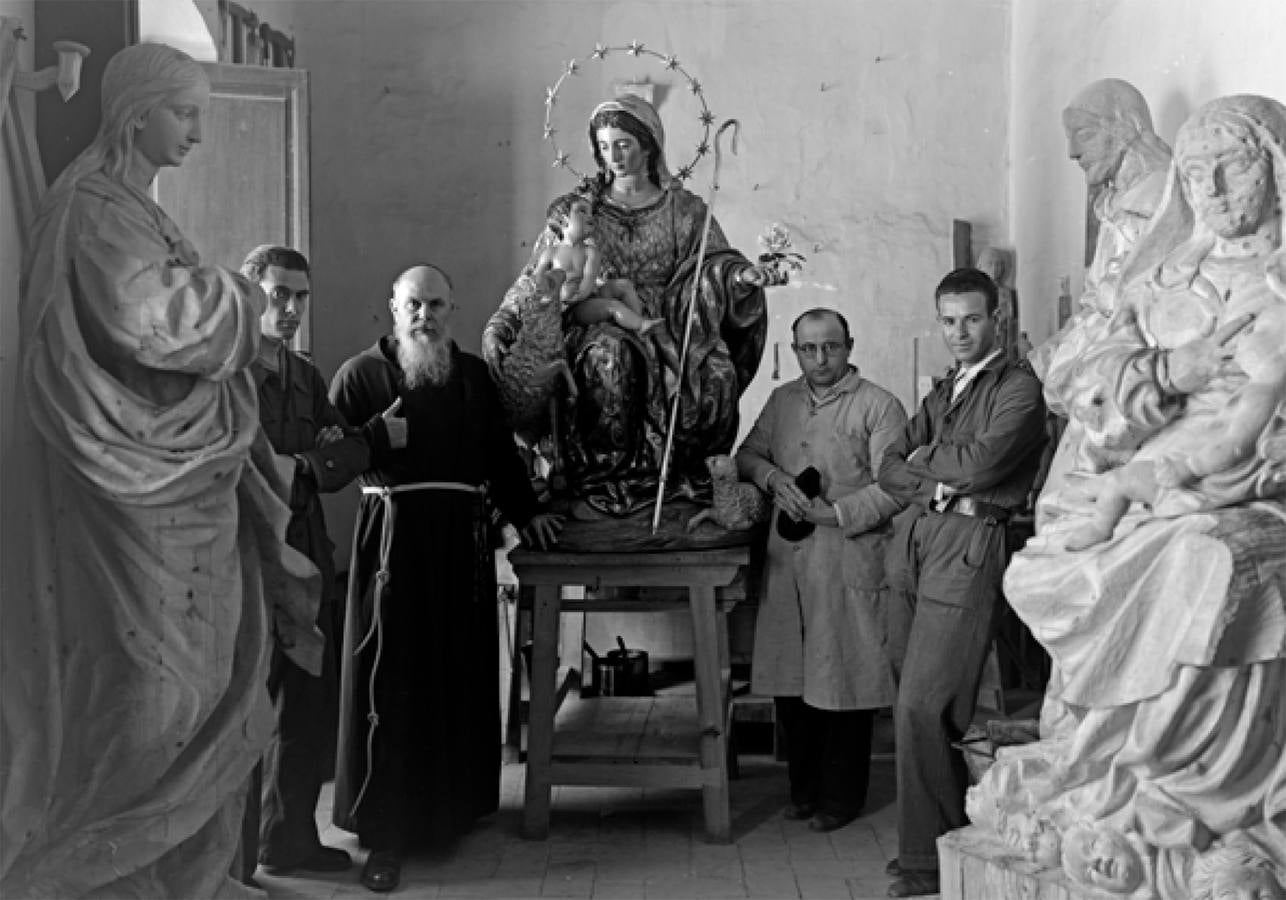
[806, 366, 861, 406]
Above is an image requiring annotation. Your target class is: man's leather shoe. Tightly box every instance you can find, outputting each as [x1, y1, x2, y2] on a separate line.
[807, 809, 860, 832]
[260, 845, 352, 875]
[887, 870, 940, 897]
[884, 858, 903, 877]
[361, 850, 402, 893]
[783, 802, 815, 820]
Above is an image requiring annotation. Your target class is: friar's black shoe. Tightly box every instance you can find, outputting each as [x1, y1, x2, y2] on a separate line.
[782, 801, 816, 820]
[361, 850, 402, 893]
[807, 809, 861, 832]
[887, 870, 940, 897]
[260, 845, 352, 875]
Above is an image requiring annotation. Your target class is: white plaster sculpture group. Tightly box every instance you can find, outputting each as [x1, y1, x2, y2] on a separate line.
[969, 82, 1286, 900]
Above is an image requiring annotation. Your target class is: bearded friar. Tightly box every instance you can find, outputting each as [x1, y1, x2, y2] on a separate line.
[326, 264, 562, 893]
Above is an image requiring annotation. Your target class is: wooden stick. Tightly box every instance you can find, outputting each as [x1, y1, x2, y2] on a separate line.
[651, 119, 740, 534]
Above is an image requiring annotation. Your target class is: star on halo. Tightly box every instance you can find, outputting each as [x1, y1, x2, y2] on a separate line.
[591, 43, 608, 60]
[565, 60, 580, 76]
[696, 141, 710, 157]
[676, 165, 694, 181]
[663, 54, 680, 70]
[543, 123, 556, 140]
[545, 86, 556, 106]
[627, 40, 645, 56]
[553, 151, 570, 169]
[700, 110, 715, 126]
[688, 79, 702, 95]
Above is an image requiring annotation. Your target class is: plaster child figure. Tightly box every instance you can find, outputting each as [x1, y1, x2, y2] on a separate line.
[1062, 98, 1286, 550]
[533, 195, 661, 336]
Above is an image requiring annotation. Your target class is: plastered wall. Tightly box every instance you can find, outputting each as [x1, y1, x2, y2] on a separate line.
[1011, 0, 1286, 348]
[251, 0, 1011, 559]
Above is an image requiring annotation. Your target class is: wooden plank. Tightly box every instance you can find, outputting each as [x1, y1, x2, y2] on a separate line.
[510, 548, 749, 569]
[511, 565, 744, 590]
[689, 584, 731, 842]
[549, 762, 707, 789]
[522, 583, 560, 839]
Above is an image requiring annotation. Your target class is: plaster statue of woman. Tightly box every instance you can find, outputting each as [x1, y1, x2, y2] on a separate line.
[1, 43, 316, 898]
[484, 94, 784, 518]
[968, 95, 1286, 899]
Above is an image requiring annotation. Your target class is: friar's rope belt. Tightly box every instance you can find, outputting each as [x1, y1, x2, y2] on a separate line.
[349, 480, 486, 818]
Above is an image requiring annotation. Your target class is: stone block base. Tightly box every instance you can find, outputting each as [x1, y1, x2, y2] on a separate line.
[939, 826, 1104, 900]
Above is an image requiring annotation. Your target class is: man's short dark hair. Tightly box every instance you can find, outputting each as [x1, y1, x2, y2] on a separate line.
[935, 268, 998, 315]
[791, 307, 851, 343]
[241, 245, 310, 282]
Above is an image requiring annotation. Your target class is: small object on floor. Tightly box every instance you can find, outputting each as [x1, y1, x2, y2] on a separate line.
[807, 809, 860, 832]
[887, 869, 940, 897]
[361, 850, 402, 893]
[782, 801, 815, 820]
[259, 845, 352, 875]
[884, 858, 903, 877]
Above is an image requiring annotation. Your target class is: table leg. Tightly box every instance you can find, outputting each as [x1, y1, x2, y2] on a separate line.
[689, 584, 731, 842]
[522, 582, 560, 839]
[503, 586, 531, 762]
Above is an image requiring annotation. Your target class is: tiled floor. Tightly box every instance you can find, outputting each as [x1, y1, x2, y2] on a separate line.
[260, 755, 939, 900]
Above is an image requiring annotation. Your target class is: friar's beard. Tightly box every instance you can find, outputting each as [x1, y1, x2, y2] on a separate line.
[396, 325, 453, 389]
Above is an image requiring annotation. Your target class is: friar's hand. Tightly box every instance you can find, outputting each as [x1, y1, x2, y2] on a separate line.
[521, 513, 564, 550]
[739, 262, 789, 288]
[1163, 313, 1254, 395]
[382, 397, 408, 450]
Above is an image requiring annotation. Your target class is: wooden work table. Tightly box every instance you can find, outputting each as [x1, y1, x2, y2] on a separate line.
[508, 544, 753, 843]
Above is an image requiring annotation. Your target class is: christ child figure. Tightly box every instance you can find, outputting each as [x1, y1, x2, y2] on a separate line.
[532, 194, 661, 336]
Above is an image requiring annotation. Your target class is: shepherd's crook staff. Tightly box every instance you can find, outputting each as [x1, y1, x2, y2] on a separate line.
[651, 118, 740, 534]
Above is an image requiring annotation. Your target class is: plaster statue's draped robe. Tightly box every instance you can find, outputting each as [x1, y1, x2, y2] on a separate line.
[1, 169, 320, 899]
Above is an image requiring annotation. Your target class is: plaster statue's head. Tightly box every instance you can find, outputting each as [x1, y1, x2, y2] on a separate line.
[588, 95, 672, 188]
[976, 247, 1013, 287]
[389, 264, 455, 389]
[1173, 96, 1286, 242]
[1122, 95, 1286, 290]
[1190, 840, 1286, 900]
[1060, 821, 1148, 894]
[1002, 811, 1063, 869]
[96, 42, 209, 180]
[1062, 78, 1160, 187]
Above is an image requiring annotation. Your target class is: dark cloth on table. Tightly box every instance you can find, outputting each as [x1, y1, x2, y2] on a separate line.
[329, 338, 539, 850]
[878, 353, 1047, 872]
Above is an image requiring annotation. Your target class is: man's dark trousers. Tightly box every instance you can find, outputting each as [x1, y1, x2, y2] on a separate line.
[260, 598, 341, 862]
[888, 508, 1007, 872]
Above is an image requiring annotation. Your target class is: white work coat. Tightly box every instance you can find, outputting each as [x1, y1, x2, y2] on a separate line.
[736, 369, 907, 710]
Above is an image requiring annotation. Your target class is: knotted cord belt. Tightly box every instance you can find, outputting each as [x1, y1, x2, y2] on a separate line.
[349, 480, 486, 818]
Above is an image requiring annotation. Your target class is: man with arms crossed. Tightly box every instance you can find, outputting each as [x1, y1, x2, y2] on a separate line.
[878, 268, 1048, 897]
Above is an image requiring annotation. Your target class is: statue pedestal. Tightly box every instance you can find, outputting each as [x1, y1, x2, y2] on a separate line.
[939, 827, 1106, 900]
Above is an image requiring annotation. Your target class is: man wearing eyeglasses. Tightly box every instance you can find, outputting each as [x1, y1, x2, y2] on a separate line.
[328, 265, 563, 892]
[736, 308, 908, 835]
[241, 245, 371, 878]
[876, 268, 1048, 898]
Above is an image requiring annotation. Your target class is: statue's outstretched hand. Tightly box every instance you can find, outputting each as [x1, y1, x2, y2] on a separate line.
[482, 325, 511, 380]
[1162, 313, 1255, 395]
[739, 262, 790, 288]
[521, 512, 564, 550]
